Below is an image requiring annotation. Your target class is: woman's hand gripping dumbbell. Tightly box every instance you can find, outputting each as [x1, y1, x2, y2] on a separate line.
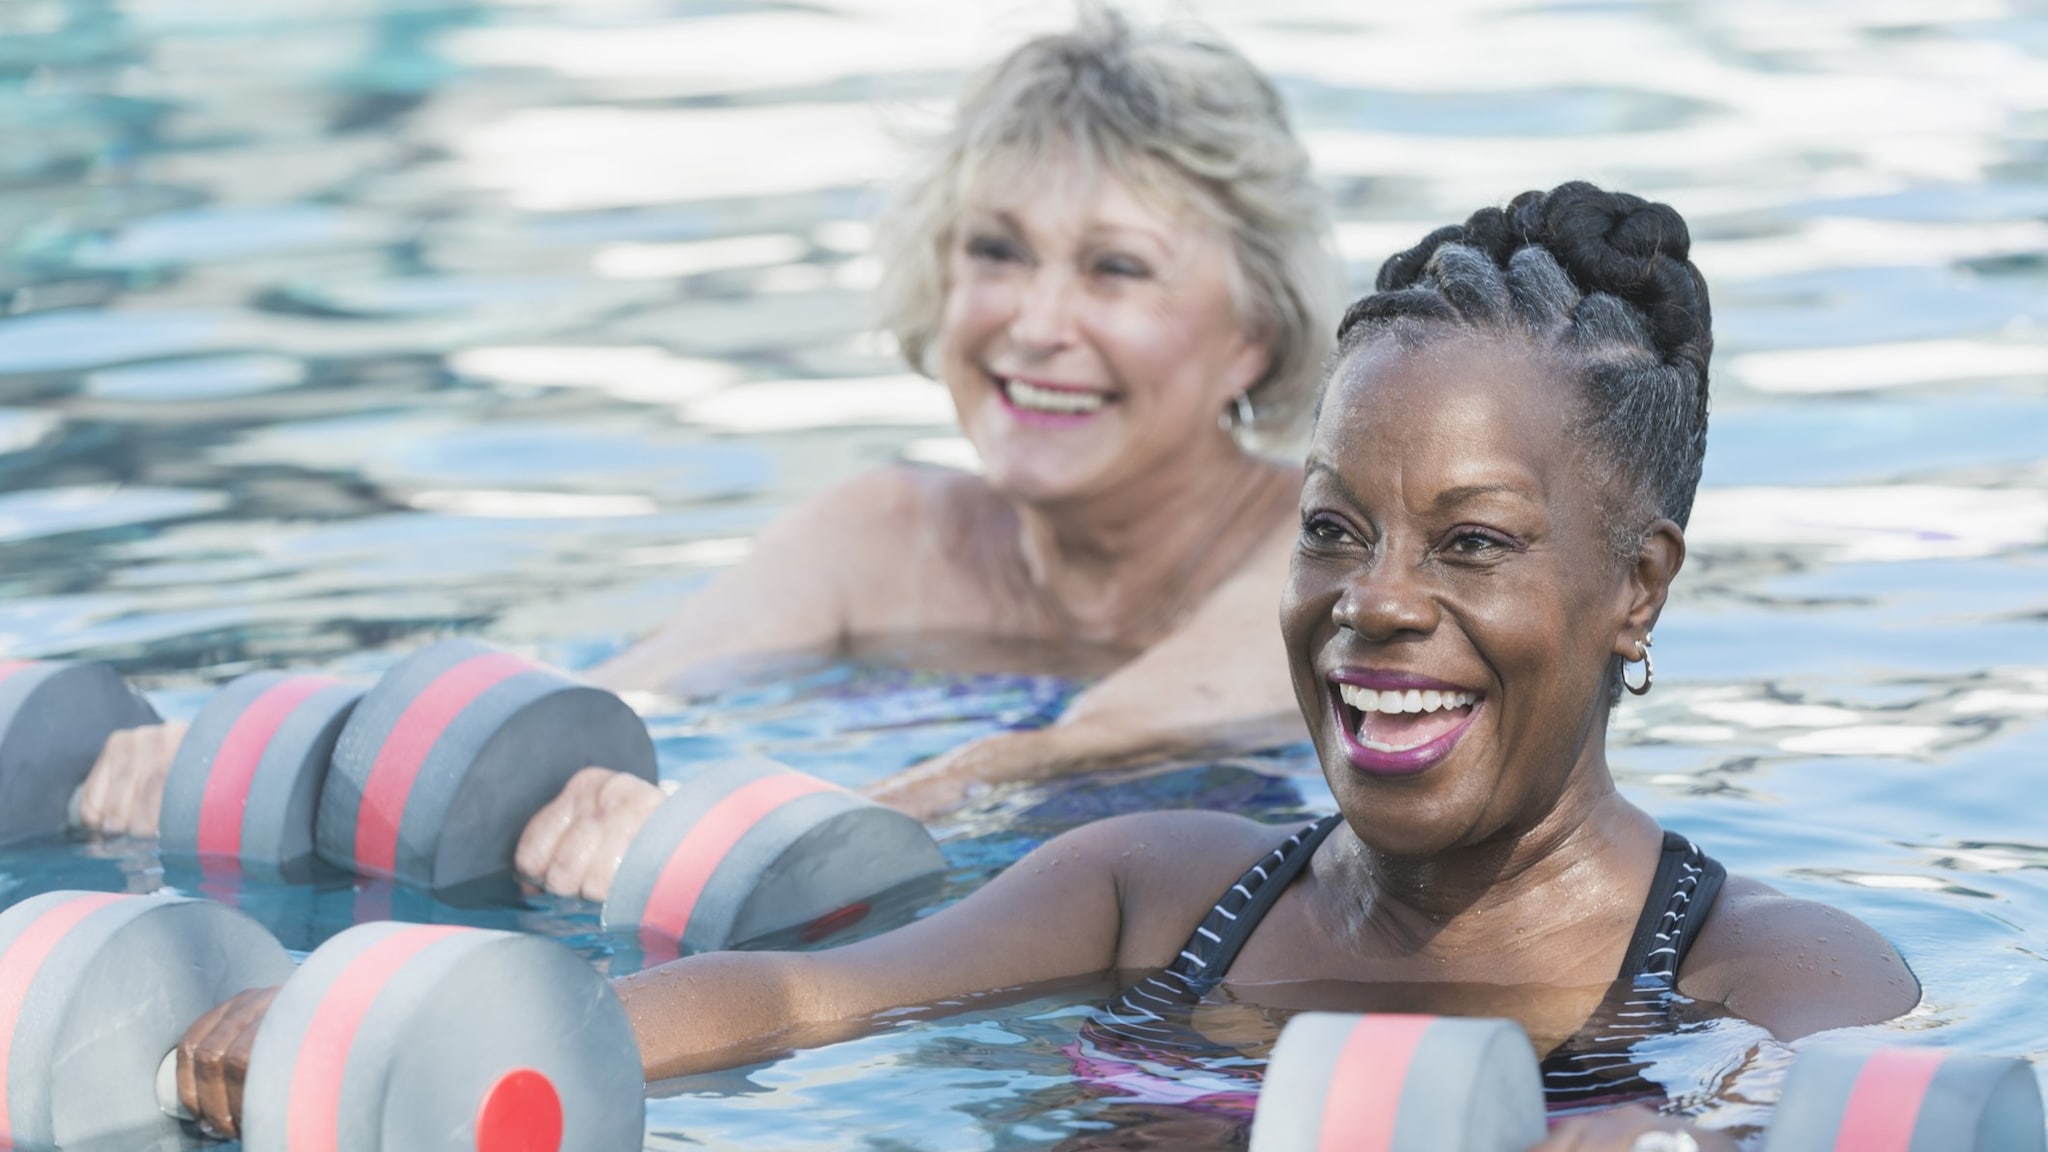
[16, 644, 661, 897]
[8, 641, 949, 953]
[1, 656, 358, 872]
[1250, 1012, 2045, 1152]
[0, 890, 643, 1150]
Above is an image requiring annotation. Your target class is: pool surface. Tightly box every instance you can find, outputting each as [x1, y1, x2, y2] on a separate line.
[2, 0, 2047, 1147]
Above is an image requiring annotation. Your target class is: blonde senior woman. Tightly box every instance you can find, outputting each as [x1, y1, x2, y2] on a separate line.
[78, 12, 1341, 902]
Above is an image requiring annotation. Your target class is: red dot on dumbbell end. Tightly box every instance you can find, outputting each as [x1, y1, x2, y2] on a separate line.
[801, 902, 871, 943]
[475, 1068, 563, 1152]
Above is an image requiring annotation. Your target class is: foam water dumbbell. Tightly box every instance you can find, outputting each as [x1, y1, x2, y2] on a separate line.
[0, 890, 644, 1151]
[1762, 1045, 2044, 1151]
[318, 639, 659, 893]
[159, 671, 364, 877]
[1248, 1012, 2047, 1152]
[0, 659, 159, 847]
[0, 890, 294, 1147]
[1249, 1013, 1545, 1152]
[317, 641, 947, 952]
[604, 756, 949, 956]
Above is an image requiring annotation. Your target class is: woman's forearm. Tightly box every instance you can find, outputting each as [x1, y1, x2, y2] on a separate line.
[867, 706, 1303, 817]
[617, 951, 824, 1082]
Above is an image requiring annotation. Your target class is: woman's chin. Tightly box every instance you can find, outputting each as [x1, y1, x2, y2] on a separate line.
[971, 444, 1117, 505]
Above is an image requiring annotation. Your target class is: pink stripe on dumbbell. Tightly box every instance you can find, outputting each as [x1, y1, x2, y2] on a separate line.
[1833, 1049, 1945, 1152]
[197, 677, 340, 858]
[287, 924, 466, 1152]
[0, 892, 125, 1139]
[1319, 1014, 1434, 1152]
[354, 652, 534, 876]
[638, 772, 840, 946]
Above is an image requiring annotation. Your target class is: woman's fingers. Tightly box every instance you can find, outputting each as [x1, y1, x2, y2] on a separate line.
[125, 721, 183, 836]
[543, 806, 607, 899]
[867, 764, 969, 820]
[76, 722, 186, 836]
[178, 986, 278, 1138]
[585, 772, 666, 901]
[515, 770, 592, 882]
[518, 768, 664, 901]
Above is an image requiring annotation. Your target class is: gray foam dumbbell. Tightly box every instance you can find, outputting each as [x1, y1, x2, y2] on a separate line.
[0, 890, 645, 1151]
[604, 756, 948, 957]
[1763, 1044, 2043, 1152]
[0, 659, 160, 847]
[1250, 1013, 1544, 1152]
[0, 890, 294, 1148]
[158, 670, 364, 878]
[1250, 1011, 2046, 1152]
[316, 642, 946, 953]
[318, 639, 658, 893]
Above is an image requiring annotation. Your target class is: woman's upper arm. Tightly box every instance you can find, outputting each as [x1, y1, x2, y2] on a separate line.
[623, 811, 1271, 1079]
[794, 810, 1278, 1016]
[1678, 877, 1921, 1040]
[591, 469, 921, 692]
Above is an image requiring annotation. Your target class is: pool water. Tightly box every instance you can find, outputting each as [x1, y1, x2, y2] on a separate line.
[3, 0, 2046, 1147]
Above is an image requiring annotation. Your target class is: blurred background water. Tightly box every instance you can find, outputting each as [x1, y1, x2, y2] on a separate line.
[1, 0, 2046, 1147]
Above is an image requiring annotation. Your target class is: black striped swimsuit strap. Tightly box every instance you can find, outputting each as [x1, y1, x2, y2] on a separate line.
[1164, 815, 1343, 996]
[1098, 818, 1340, 1038]
[1615, 831, 1726, 984]
[1536, 831, 1728, 1107]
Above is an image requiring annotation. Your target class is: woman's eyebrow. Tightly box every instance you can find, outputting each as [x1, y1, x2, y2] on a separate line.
[1302, 458, 1366, 507]
[1082, 221, 1172, 251]
[1432, 482, 1538, 510]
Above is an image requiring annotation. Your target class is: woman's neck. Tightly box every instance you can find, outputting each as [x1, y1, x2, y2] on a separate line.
[1006, 439, 1295, 646]
[1315, 771, 1666, 984]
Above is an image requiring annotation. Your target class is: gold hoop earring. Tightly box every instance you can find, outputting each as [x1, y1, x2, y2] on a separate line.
[1622, 633, 1654, 696]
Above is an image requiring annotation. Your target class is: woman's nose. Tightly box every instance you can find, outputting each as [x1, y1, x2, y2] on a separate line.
[1007, 266, 1079, 354]
[1331, 560, 1441, 641]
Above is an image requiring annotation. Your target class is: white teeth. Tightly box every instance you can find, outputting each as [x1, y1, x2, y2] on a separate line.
[1004, 378, 1105, 414]
[1337, 684, 1478, 714]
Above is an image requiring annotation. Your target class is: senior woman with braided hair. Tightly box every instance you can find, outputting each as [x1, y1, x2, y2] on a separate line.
[178, 184, 1918, 1150]
[75, 11, 1341, 896]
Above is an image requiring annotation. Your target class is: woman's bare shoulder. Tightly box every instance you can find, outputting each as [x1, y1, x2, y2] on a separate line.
[801, 464, 1006, 546]
[1058, 809, 1311, 967]
[1679, 874, 1921, 1040]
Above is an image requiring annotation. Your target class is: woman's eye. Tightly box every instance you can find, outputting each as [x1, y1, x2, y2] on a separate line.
[965, 235, 1022, 263]
[1302, 516, 1353, 545]
[1445, 528, 1515, 557]
[1093, 253, 1151, 279]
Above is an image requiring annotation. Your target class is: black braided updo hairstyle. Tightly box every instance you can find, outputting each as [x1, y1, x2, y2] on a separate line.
[1332, 182, 1713, 560]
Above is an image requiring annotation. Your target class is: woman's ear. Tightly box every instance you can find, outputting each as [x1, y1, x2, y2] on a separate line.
[1222, 321, 1274, 403]
[1612, 518, 1685, 659]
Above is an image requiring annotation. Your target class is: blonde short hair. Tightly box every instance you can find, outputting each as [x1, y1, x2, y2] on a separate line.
[873, 8, 1338, 441]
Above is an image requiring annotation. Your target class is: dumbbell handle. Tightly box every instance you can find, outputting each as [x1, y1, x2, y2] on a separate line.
[156, 1049, 194, 1122]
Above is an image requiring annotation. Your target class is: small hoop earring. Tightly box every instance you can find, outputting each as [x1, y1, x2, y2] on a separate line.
[1220, 392, 1255, 433]
[1622, 633, 1654, 696]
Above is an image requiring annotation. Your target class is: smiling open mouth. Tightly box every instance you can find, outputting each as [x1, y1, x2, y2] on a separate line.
[1331, 679, 1483, 774]
[996, 376, 1109, 416]
[1338, 684, 1478, 751]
